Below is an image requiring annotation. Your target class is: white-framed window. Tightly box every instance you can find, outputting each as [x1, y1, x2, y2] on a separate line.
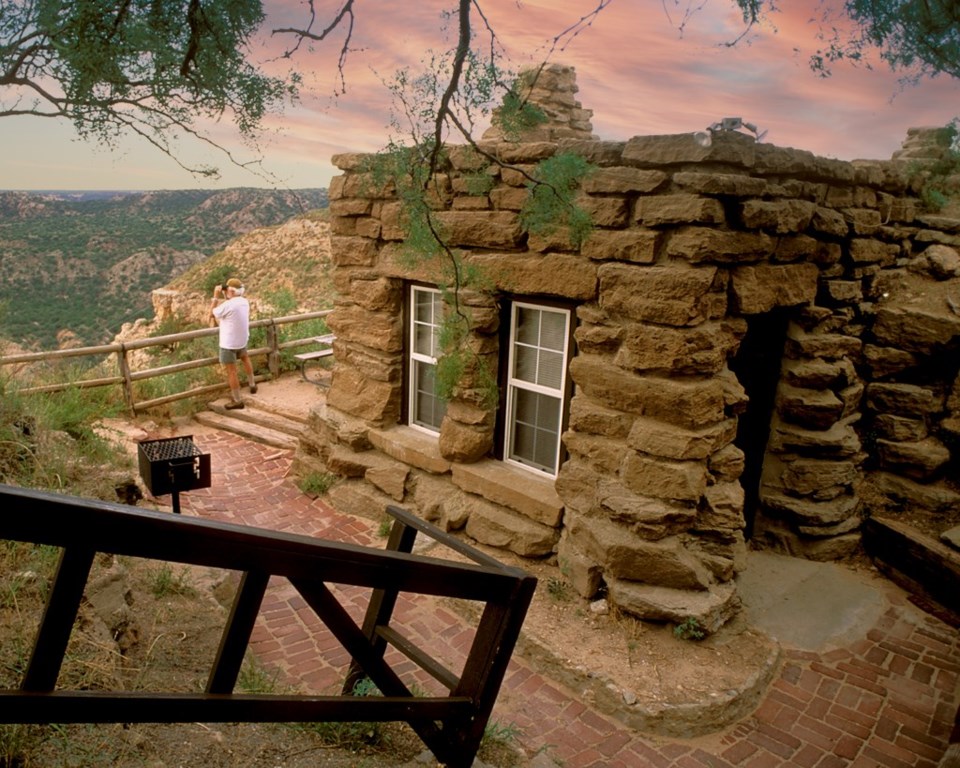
[408, 285, 447, 432]
[504, 302, 571, 477]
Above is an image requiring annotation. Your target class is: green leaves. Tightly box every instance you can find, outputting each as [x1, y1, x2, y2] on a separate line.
[5, 0, 295, 176]
[520, 152, 595, 249]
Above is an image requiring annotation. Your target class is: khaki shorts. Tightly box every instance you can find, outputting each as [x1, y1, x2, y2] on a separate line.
[219, 347, 247, 364]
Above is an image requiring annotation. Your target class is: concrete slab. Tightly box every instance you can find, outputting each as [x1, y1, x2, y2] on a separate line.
[737, 550, 888, 652]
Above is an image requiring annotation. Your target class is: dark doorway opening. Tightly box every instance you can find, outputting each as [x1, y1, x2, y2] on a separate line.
[728, 311, 789, 540]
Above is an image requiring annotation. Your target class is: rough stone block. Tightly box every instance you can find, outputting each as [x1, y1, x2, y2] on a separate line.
[776, 383, 845, 430]
[582, 167, 668, 194]
[615, 321, 738, 376]
[622, 132, 756, 167]
[556, 532, 603, 598]
[562, 431, 627, 475]
[326, 479, 395, 523]
[567, 397, 632, 439]
[621, 452, 708, 503]
[330, 235, 379, 267]
[699, 482, 746, 531]
[468, 252, 598, 299]
[598, 263, 721, 327]
[581, 228, 659, 263]
[636, 194, 726, 226]
[570, 356, 727, 430]
[730, 263, 819, 314]
[865, 472, 960, 514]
[865, 382, 944, 416]
[465, 500, 559, 557]
[570, 516, 711, 589]
[368, 426, 451, 475]
[760, 489, 858, 526]
[627, 417, 736, 461]
[740, 199, 816, 233]
[433, 210, 523, 248]
[666, 228, 773, 265]
[708, 444, 745, 483]
[876, 437, 951, 480]
[606, 579, 740, 635]
[452, 459, 564, 528]
[873, 306, 960, 355]
[328, 304, 402, 352]
[874, 414, 928, 442]
[672, 171, 766, 197]
[327, 366, 400, 424]
[595, 480, 698, 539]
[780, 458, 860, 496]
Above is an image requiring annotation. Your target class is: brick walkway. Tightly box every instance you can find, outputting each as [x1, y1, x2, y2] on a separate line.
[177, 430, 960, 767]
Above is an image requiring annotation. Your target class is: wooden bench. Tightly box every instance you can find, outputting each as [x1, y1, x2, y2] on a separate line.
[293, 333, 335, 383]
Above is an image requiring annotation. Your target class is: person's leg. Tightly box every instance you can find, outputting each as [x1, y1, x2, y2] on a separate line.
[225, 362, 243, 402]
[220, 348, 244, 408]
[239, 350, 256, 393]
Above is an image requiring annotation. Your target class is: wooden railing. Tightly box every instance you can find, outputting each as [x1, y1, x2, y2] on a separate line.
[0, 310, 331, 415]
[0, 485, 537, 768]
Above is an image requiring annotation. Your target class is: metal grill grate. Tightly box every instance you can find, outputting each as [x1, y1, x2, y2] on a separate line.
[139, 437, 203, 462]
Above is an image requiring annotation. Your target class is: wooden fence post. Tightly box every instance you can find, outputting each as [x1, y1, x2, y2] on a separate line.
[266, 321, 280, 380]
[117, 344, 136, 416]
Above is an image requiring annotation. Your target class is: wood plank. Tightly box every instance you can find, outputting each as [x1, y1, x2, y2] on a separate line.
[22, 547, 96, 691]
[0, 691, 470, 724]
[208, 570, 270, 694]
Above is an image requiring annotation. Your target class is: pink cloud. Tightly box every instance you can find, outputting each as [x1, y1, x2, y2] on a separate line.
[2, 0, 957, 189]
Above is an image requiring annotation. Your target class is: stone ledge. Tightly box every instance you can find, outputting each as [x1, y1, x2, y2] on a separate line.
[452, 459, 564, 528]
[368, 426, 451, 475]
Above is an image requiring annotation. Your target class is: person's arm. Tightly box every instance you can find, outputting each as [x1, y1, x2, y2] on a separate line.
[210, 285, 224, 324]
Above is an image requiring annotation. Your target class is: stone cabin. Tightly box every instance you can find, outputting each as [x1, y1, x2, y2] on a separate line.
[297, 65, 960, 633]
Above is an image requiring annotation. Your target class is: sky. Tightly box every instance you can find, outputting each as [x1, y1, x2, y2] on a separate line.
[1, 0, 958, 191]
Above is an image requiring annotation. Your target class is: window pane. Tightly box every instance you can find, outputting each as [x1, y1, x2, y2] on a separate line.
[516, 306, 540, 345]
[509, 389, 560, 473]
[514, 344, 537, 383]
[540, 309, 566, 350]
[413, 360, 446, 430]
[537, 349, 563, 390]
[410, 287, 446, 432]
[414, 323, 433, 356]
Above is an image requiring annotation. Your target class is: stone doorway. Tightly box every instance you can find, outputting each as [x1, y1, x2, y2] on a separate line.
[729, 310, 790, 539]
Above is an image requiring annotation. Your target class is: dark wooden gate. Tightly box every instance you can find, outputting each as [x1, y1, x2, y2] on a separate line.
[0, 485, 536, 767]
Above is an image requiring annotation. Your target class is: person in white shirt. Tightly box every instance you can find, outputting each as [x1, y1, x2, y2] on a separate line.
[210, 277, 256, 409]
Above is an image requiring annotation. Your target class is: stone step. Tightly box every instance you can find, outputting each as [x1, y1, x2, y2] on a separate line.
[208, 398, 306, 437]
[195, 408, 299, 451]
[244, 392, 311, 425]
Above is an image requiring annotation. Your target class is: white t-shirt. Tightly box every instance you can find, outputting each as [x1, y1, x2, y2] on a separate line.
[213, 296, 250, 350]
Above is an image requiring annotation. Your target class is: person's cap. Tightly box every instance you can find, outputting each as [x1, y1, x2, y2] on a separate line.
[226, 278, 243, 289]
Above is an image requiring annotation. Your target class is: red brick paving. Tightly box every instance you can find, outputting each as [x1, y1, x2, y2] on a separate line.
[175, 430, 960, 766]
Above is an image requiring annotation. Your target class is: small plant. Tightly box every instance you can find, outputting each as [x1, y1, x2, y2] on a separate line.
[673, 617, 706, 642]
[377, 515, 393, 538]
[545, 576, 572, 602]
[150, 564, 197, 599]
[481, 719, 521, 749]
[237, 656, 281, 694]
[297, 471, 336, 497]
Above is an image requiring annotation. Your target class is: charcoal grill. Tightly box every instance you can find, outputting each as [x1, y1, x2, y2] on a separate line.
[137, 436, 211, 514]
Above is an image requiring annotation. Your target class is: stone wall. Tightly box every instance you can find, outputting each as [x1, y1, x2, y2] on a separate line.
[297, 64, 960, 632]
